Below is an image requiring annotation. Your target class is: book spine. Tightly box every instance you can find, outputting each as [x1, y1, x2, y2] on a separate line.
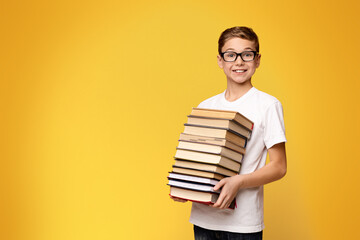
[184, 124, 248, 145]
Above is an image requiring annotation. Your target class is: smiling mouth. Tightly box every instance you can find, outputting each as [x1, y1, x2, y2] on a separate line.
[233, 69, 246, 73]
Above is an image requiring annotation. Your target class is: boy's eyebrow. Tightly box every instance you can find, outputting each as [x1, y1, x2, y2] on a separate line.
[224, 47, 256, 52]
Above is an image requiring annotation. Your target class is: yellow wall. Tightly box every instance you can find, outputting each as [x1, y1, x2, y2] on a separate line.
[1, 1, 360, 239]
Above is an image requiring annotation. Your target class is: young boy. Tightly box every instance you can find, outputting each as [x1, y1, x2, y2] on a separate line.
[173, 26, 287, 240]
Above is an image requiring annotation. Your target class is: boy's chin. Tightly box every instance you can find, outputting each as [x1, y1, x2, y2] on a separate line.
[228, 78, 252, 85]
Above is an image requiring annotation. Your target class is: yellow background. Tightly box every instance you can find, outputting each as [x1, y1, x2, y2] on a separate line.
[1, 0, 360, 239]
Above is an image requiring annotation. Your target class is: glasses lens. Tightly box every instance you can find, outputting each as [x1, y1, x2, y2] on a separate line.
[241, 51, 255, 61]
[223, 52, 237, 61]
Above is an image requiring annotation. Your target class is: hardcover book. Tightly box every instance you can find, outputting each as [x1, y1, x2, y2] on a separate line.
[168, 172, 220, 186]
[178, 133, 246, 154]
[187, 115, 252, 140]
[172, 166, 228, 181]
[175, 149, 241, 173]
[190, 108, 253, 131]
[183, 124, 247, 148]
[177, 140, 244, 162]
[170, 186, 236, 209]
[173, 159, 238, 177]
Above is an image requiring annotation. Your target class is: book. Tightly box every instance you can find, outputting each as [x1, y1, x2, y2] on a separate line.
[174, 159, 238, 177]
[191, 108, 253, 131]
[175, 149, 241, 172]
[172, 166, 228, 181]
[168, 179, 220, 193]
[169, 186, 236, 209]
[187, 115, 252, 140]
[168, 172, 220, 186]
[168, 108, 251, 210]
[179, 133, 246, 154]
[183, 125, 247, 148]
[177, 140, 244, 162]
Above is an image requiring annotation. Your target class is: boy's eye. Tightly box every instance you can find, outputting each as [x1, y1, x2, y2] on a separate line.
[243, 52, 254, 57]
[226, 53, 235, 57]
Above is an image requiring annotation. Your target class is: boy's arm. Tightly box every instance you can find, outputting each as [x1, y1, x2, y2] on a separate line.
[212, 142, 287, 209]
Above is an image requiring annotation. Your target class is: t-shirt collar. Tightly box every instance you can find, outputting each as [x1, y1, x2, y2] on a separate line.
[221, 87, 256, 106]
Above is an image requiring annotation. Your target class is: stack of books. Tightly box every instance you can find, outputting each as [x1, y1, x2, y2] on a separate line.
[168, 108, 254, 208]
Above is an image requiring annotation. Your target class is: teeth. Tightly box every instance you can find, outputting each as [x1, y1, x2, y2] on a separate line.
[235, 70, 245, 73]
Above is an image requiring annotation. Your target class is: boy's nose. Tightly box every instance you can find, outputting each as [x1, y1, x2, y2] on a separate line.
[235, 56, 244, 65]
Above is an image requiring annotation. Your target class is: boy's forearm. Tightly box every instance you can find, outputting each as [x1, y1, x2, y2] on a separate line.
[236, 160, 286, 189]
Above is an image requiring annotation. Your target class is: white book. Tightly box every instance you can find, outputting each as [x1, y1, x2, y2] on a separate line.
[168, 172, 220, 186]
[168, 179, 220, 193]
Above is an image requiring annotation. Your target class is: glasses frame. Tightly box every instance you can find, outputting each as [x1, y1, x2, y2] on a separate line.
[220, 51, 259, 62]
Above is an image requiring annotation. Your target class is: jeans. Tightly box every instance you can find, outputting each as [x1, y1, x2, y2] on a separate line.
[194, 225, 263, 240]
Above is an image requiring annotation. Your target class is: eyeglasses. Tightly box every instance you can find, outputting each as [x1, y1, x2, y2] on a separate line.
[220, 51, 258, 62]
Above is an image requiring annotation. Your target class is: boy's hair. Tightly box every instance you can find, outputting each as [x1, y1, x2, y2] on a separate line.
[218, 26, 259, 54]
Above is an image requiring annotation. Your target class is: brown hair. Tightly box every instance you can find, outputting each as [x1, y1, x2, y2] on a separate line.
[218, 26, 259, 54]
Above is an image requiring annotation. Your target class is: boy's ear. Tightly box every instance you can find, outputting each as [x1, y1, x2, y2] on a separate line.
[255, 54, 261, 68]
[217, 55, 224, 69]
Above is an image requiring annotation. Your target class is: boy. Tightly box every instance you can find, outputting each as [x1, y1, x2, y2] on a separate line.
[173, 26, 287, 240]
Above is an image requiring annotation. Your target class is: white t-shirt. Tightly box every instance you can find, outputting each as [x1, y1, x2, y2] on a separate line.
[189, 87, 287, 233]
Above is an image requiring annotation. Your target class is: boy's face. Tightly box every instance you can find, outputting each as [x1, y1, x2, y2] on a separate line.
[217, 37, 261, 85]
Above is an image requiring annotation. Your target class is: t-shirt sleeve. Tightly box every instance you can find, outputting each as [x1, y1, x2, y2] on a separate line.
[197, 99, 208, 108]
[263, 101, 287, 149]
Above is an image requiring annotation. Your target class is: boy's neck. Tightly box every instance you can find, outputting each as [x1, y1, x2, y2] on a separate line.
[225, 80, 253, 102]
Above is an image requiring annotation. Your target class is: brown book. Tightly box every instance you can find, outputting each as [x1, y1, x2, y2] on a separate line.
[172, 167, 227, 181]
[174, 159, 238, 177]
[177, 141, 244, 162]
[191, 108, 253, 131]
[169, 187, 236, 209]
[175, 149, 241, 172]
[183, 125, 247, 148]
[187, 115, 252, 139]
[179, 133, 246, 154]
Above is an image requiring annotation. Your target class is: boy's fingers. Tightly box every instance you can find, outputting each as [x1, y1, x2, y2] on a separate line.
[213, 191, 226, 208]
[220, 197, 230, 209]
[213, 179, 226, 191]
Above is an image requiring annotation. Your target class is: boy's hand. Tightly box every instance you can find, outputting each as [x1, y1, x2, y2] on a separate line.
[170, 196, 188, 203]
[212, 175, 243, 209]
